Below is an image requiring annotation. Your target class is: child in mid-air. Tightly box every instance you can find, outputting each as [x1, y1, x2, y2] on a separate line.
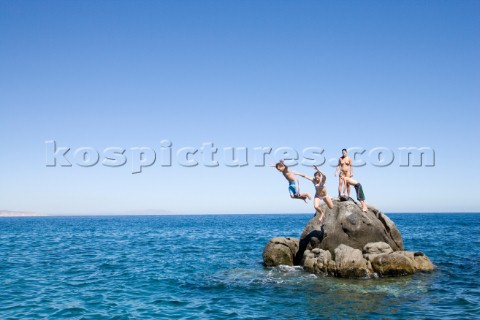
[272, 160, 311, 202]
[296, 165, 334, 224]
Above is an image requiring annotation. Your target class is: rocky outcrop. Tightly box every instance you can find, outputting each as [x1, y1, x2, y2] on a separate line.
[371, 252, 416, 276]
[298, 200, 403, 260]
[395, 250, 436, 271]
[334, 244, 372, 278]
[363, 242, 394, 261]
[262, 237, 299, 266]
[263, 199, 435, 278]
[302, 248, 334, 275]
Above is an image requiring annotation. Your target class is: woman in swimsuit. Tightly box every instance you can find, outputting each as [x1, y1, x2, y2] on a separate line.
[334, 148, 353, 198]
[296, 165, 334, 224]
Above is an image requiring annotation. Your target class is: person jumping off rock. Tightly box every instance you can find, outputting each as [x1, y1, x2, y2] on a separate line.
[271, 160, 311, 203]
[296, 165, 334, 224]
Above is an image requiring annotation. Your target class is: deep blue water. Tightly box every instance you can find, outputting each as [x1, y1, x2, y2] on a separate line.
[0, 213, 479, 319]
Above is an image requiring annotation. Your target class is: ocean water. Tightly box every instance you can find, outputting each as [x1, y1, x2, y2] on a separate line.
[0, 213, 479, 319]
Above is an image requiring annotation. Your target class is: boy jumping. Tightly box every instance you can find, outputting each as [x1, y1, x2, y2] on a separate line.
[272, 160, 311, 202]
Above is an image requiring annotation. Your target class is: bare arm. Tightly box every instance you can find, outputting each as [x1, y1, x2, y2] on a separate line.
[293, 171, 313, 182]
[269, 159, 286, 168]
[313, 165, 325, 176]
[313, 165, 327, 184]
[348, 157, 353, 176]
[334, 159, 340, 176]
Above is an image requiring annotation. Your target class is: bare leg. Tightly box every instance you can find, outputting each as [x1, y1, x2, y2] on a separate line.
[314, 197, 324, 223]
[301, 193, 311, 201]
[292, 193, 310, 203]
[343, 177, 359, 186]
[360, 200, 368, 212]
[323, 196, 334, 210]
[338, 177, 343, 197]
[343, 177, 367, 212]
[291, 195, 303, 200]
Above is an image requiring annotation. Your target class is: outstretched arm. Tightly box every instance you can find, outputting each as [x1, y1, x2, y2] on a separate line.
[313, 165, 325, 176]
[269, 159, 286, 168]
[313, 165, 327, 184]
[293, 171, 313, 181]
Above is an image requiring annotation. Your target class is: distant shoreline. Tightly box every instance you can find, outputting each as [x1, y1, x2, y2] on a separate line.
[1, 212, 479, 217]
[0, 213, 48, 217]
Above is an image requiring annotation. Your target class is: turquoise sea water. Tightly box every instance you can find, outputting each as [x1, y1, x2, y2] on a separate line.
[0, 213, 479, 319]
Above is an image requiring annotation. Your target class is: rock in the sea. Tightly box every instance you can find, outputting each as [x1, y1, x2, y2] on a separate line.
[263, 237, 299, 266]
[363, 242, 394, 261]
[297, 199, 403, 261]
[334, 244, 372, 278]
[371, 252, 416, 276]
[262, 201, 435, 278]
[396, 251, 436, 271]
[302, 248, 333, 275]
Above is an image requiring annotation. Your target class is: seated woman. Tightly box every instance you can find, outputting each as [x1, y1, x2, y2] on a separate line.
[342, 176, 368, 213]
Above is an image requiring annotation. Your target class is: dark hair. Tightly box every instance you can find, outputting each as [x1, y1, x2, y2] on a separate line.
[342, 148, 347, 152]
[275, 162, 283, 169]
[314, 171, 321, 178]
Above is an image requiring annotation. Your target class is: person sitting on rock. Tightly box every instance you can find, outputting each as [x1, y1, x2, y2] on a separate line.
[296, 165, 334, 224]
[271, 160, 311, 202]
[342, 176, 368, 213]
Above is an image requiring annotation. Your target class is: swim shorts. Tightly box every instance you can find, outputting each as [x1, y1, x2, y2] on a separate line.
[354, 183, 365, 201]
[288, 180, 300, 197]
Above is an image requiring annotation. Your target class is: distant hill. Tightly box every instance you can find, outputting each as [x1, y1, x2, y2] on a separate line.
[0, 210, 46, 217]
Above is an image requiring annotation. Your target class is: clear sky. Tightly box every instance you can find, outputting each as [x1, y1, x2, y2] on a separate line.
[1, 1, 479, 214]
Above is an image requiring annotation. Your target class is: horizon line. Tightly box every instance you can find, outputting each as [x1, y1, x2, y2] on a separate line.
[1, 211, 480, 217]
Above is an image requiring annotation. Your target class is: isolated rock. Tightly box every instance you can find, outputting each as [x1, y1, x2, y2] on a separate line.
[371, 252, 416, 276]
[262, 200, 435, 278]
[297, 200, 403, 263]
[334, 244, 372, 278]
[263, 237, 299, 266]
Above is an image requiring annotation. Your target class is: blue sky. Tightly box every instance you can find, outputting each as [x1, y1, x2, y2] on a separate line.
[1, 1, 479, 214]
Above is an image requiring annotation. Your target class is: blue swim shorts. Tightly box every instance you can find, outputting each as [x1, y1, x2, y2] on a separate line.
[288, 180, 300, 197]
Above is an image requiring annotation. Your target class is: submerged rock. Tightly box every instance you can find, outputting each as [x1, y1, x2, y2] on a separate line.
[263, 199, 435, 278]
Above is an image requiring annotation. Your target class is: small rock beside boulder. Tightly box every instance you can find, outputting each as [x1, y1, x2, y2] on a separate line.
[302, 248, 334, 275]
[371, 252, 416, 276]
[262, 237, 299, 266]
[334, 244, 372, 278]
